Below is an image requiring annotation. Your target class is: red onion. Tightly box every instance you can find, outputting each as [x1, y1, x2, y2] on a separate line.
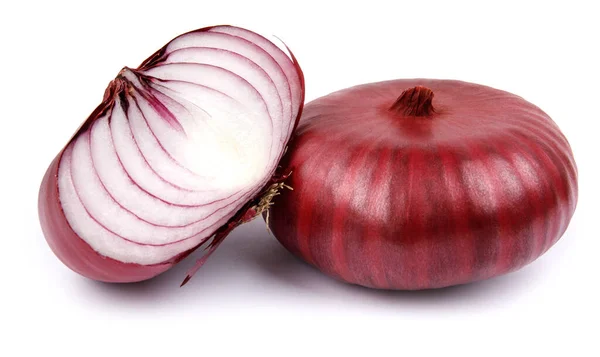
[38, 25, 305, 285]
[266, 80, 578, 290]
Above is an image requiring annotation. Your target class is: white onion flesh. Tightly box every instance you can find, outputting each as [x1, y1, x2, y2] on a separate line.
[208, 26, 303, 137]
[57, 26, 303, 265]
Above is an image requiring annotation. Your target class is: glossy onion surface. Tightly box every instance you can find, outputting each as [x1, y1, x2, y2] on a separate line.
[267, 79, 578, 290]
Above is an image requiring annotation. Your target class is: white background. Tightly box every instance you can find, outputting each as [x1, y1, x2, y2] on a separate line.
[1, 0, 598, 356]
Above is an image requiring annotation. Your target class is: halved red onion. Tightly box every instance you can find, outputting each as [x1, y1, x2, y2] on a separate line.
[38, 25, 305, 284]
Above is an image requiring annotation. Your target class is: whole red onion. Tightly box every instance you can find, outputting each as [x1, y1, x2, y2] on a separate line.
[266, 79, 578, 290]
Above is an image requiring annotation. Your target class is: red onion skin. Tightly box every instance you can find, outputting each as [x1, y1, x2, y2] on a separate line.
[267, 79, 578, 290]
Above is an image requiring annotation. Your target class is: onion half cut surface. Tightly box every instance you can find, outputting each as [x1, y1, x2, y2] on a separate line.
[38, 25, 305, 284]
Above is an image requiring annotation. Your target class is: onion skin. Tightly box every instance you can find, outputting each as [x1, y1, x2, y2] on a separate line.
[267, 79, 578, 290]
